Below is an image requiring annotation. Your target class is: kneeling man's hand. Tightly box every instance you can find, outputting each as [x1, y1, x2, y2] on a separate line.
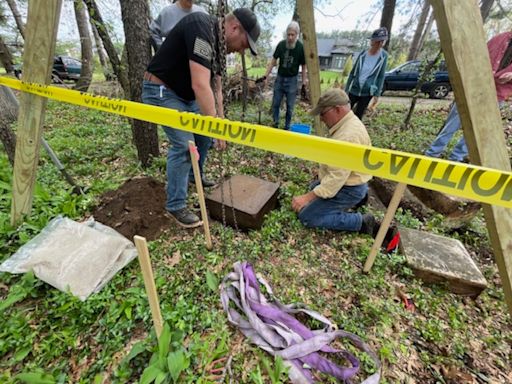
[292, 191, 317, 213]
[214, 139, 227, 150]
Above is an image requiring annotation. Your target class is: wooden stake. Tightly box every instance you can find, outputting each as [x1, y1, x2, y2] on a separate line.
[11, 0, 62, 225]
[364, 183, 407, 273]
[188, 141, 213, 250]
[296, 0, 325, 137]
[134, 235, 163, 338]
[431, 0, 512, 315]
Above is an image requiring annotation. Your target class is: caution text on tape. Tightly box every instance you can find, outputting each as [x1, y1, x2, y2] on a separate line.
[1, 76, 511, 208]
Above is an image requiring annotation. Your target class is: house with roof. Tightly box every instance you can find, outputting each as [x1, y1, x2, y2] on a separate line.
[317, 38, 358, 71]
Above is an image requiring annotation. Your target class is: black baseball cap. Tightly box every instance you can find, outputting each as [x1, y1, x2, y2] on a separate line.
[369, 27, 388, 42]
[233, 8, 260, 55]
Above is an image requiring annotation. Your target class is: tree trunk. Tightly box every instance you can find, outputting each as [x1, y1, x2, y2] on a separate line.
[90, 21, 110, 80]
[369, 178, 432, 219]
[380, 0, 396, 51]
[73, 0, 94, 92]
[408, 185, 481, 220]
[0, 35, 14, 73]
[121, 45, 129, 83]
[370, 178, 481, 226]
[407, 0, 430, 61]
[0, 86, 18, 166]
[83, 0, 129, 94]
[292, 2, 299, 23]
[417, 10, 435, 56]
[6, 0, 26, 39]
[402, 50, 443, 130]
[241, 52, 248, 120]
[119, 0, 159, 167]
[480, 0, 495, 22]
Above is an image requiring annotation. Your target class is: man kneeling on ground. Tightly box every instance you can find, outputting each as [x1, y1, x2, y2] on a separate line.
[291, 88, 377, 235]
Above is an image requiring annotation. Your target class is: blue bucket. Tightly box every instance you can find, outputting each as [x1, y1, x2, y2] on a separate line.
[290, 123, 311, 134]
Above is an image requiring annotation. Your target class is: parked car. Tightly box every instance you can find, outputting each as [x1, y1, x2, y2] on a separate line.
[13, 55, 82, 83]
[382, 60, 451, 99]
[52, 56, 82, 82]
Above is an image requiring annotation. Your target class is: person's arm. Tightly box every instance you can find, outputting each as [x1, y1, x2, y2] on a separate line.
[190, 60, 216, 116]
[312, 167, 351, 199]
[292, 190, 317, 213]
[345, 54, 359, 92]
[263, 58, 277, 86]
[301, 64, 308, 85]
[497, 72, 512, 84]
[292, 165, 351, 213]
[264, 58, 277, 78]
[487, 35, 512, 85]
[214, 74, 224, 118]
[149, 16, 163, 51]
[367, 96, 379, 113]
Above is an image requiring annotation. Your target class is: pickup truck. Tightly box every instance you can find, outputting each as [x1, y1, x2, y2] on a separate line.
[382, 60, 451, 99]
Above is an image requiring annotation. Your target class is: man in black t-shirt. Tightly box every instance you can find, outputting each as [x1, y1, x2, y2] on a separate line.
[263, 21, 307, 130]
[142, 8, 260, 228]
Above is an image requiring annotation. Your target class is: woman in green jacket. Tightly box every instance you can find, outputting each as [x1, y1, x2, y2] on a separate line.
[345, 27, 388, 119]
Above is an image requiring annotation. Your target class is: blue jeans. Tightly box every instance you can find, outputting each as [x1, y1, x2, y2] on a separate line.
[425, 104, 467, 161]
[298, 181, 368, 232]
[141, 81, 212, 211]
[271, 74, 298, 130]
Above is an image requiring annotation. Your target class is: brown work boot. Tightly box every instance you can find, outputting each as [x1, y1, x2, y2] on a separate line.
[190, 177, 217, 188]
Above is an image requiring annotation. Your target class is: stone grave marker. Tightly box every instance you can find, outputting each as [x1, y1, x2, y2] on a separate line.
[399, 227, 487, 297]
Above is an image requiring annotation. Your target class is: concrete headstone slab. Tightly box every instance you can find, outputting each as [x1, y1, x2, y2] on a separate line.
[399, 227, 487, 297]
[206, 175, 280, 230]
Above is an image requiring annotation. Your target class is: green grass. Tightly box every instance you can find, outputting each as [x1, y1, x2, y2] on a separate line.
[0, 86, 510, 383]
[246, 67, 343, 88]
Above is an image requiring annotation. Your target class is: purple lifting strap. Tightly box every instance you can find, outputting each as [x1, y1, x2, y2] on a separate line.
[220, 261, 381, 383]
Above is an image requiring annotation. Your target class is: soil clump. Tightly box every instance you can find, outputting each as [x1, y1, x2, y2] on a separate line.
[91, 177, 170, 241]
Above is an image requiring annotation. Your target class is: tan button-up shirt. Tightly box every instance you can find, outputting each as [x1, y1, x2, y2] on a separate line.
[313, 110, 372, 199]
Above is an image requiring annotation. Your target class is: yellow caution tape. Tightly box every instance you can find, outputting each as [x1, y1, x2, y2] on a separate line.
[1, 76, 512, 208]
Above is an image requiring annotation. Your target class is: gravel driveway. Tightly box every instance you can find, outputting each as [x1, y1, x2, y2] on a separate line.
[380, 91, 453, 108]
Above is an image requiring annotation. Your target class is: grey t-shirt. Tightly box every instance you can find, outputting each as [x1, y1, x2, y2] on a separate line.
[358, 53, 379, 88]
[149, 3, 208, 49]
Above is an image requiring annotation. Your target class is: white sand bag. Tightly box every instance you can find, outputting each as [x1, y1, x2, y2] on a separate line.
[0, 216, 137, 300]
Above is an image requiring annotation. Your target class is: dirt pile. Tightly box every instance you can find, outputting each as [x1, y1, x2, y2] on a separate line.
[91, 177, 171, 241]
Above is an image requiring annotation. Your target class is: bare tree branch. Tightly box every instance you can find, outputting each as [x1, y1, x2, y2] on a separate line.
[6, 0, 25, 39]
[496, 0, 512, 22]
[252, 0, 273, 9]
[313, 2, 353, 19]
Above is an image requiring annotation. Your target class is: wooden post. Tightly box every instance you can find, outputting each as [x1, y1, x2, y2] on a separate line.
[188, 141, 213, 250]
[134, 235, 164, 338]
[431, 0, 512, 314]
[296, 0, 325, 137]
[11, 0, 62, 225]
[364, 183, 406, 272]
